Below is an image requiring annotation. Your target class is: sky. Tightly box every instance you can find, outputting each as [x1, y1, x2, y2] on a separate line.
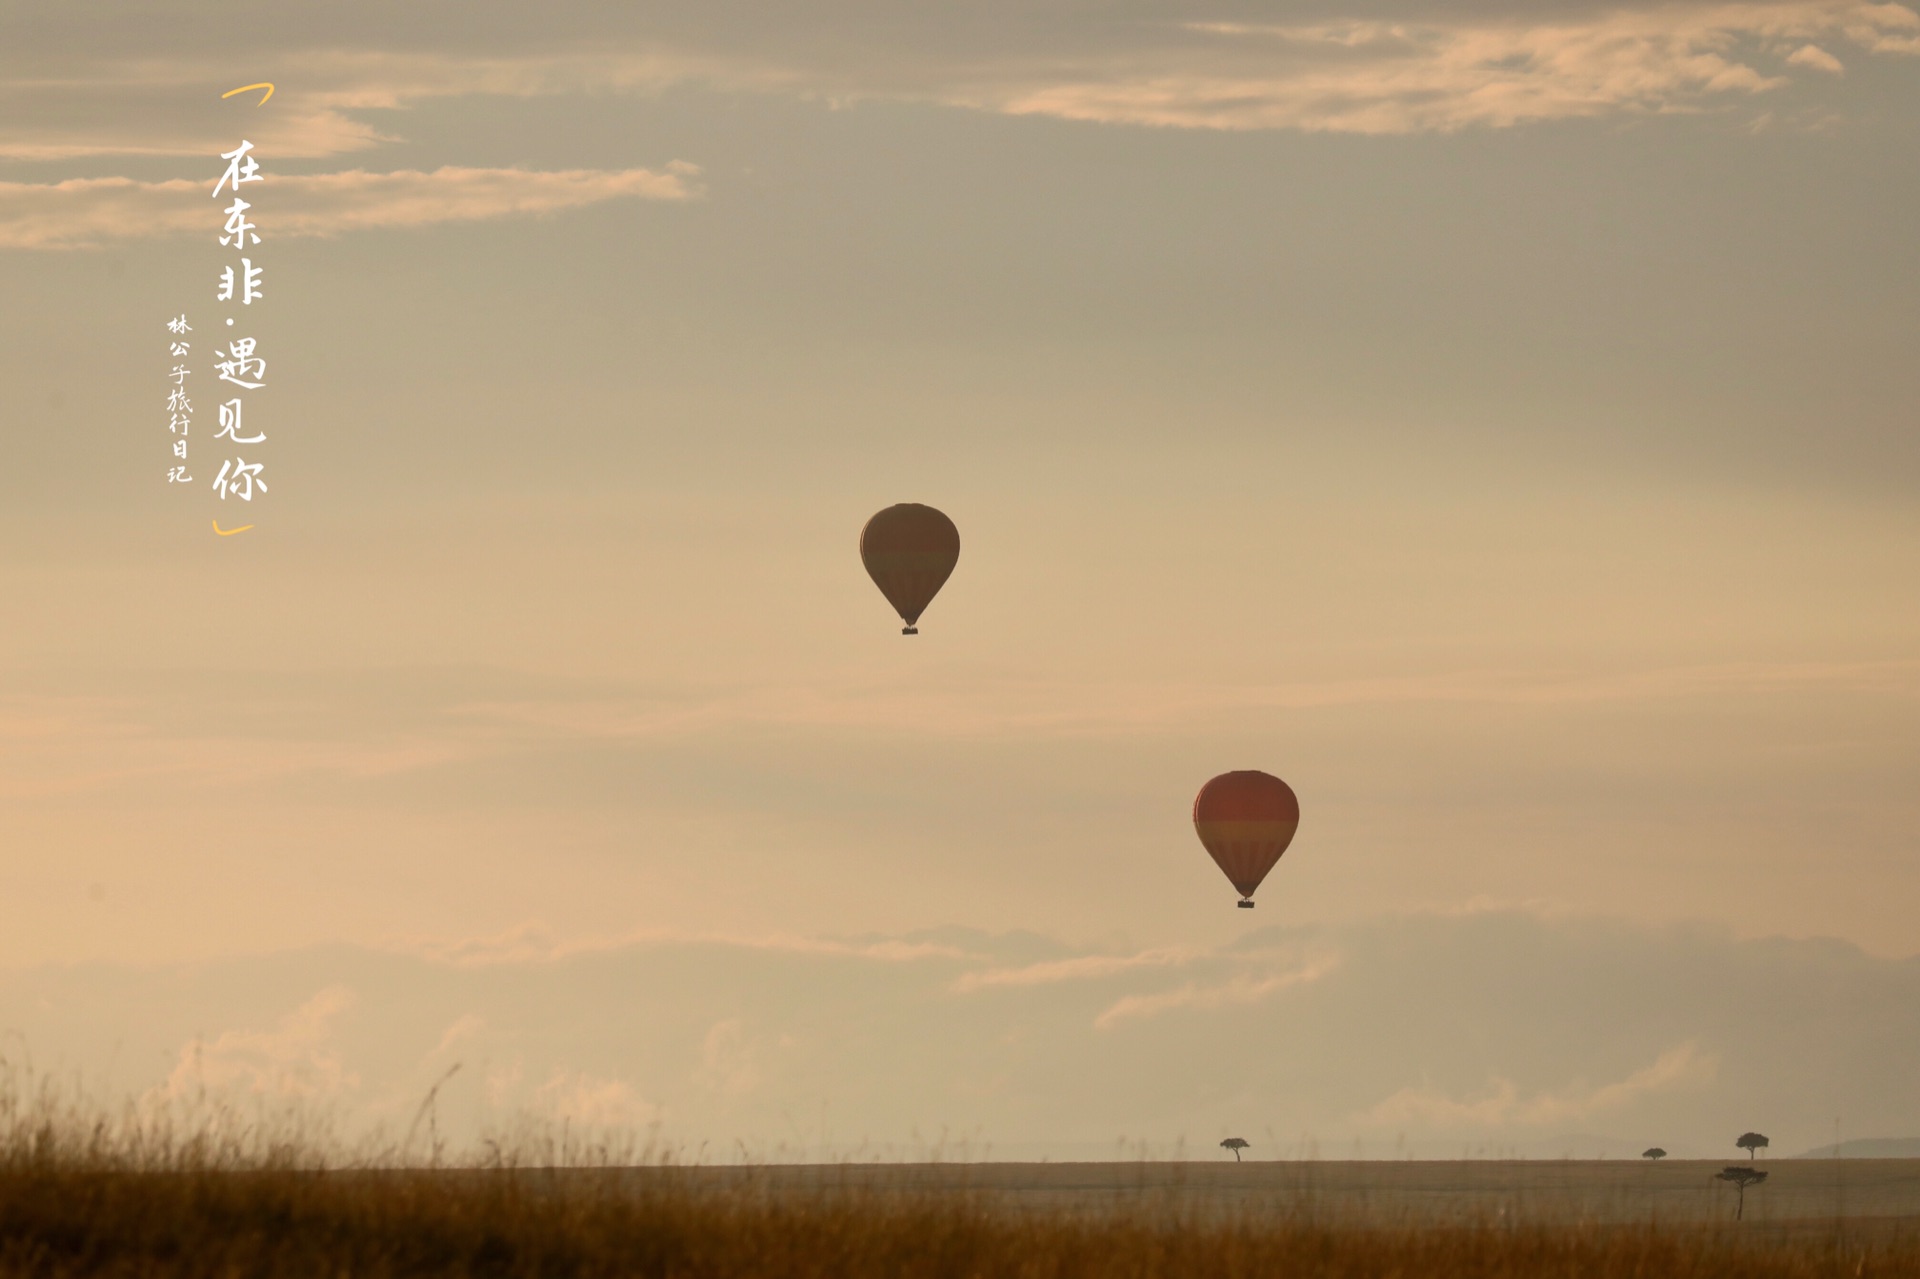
[1, 0, 1917, 1159]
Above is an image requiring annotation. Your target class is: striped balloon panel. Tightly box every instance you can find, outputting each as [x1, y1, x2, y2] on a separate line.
[863, 551, 958, 625]
[1194, 821, 1296, 897]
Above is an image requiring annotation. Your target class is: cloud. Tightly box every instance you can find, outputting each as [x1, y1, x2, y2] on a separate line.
[0, 164, 701, 250]
[6, 911, 1916, 1156]
[1357, 1041, 1719, 1130]
[992, 5, 1911, 133]
[1093, 957, 1339, 1030]
[694, 1019, 763, 1096]
[153, 985, 359, 1101]
[427, 1014, 486, 1060]
[532, 1069, 659, 1128]
[4, 654, 1913, 809]
[3, 0, 1917, 164]
[951, 947, 1194, 993]
[397, 921, 976, 968]
[1788, 41, 1849, 69]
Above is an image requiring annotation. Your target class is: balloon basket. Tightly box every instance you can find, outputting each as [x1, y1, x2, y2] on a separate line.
[902, 626, 918, 635]
[1237, 900, 1255, 909]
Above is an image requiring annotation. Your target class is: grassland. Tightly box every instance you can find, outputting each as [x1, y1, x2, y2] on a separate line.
[1, 1093, 1915, 1276]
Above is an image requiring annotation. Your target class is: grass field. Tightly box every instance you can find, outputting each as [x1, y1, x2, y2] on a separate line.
[4, 1155, 1918, 1275]
[3, 1094, 1916, 1276]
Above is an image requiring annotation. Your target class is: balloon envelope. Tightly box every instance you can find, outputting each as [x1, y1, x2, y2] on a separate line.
[1192, 770, 1300, 901]
[860, 504, 960, 633]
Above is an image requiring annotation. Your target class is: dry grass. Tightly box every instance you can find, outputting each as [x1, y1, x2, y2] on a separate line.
[1, 1078, 1915, 1276]
[6, 1164, 1918, 1279]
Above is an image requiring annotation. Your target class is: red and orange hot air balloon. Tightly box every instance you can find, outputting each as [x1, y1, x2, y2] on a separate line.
[860, 503, 960, 635]
[1193, 770, 1300, 908]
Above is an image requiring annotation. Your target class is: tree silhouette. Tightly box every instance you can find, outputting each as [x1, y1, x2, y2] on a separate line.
[1716, 1166, 1768, 1220]
[1642, 1148, 1667, 1161]
[1220, 1138, 1250, 1162]
[1737, 1132, 1770, 1160]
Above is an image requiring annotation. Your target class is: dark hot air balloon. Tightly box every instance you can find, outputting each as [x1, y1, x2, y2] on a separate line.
[1193, 770, 1299, 907]
[860, 503, 959, 635]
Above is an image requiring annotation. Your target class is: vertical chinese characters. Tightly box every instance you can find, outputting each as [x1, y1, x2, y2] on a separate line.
[211, 140, 267, 504]
[164, 314, 192, 483]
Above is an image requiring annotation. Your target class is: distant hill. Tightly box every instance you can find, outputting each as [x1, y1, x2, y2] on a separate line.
[1796, 1138, 1920, 1159]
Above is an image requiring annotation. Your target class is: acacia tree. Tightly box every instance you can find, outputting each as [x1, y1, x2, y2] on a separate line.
[1643, 1148, 1667, 1161]
[1716, 1166, 1769, 1220]
[1220, 1138, 1250, 1162]
[1737, 1132, 1770, 1160]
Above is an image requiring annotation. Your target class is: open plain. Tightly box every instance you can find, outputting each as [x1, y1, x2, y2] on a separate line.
[4, 1129, 1920, 1277]
[651, 1158, 1920, 1230]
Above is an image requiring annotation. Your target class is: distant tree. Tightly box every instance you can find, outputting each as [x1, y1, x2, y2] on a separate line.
[1716, 1166, 1769, 1220]
[1220, 1138, 1250, 1162]
[1737, 1132, 1770, 1160]
[1643, 1148, 1667, 1161]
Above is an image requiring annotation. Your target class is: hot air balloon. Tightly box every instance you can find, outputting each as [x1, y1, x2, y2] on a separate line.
[859, 503, 959, 635]
[1192, 770, 1299, 907]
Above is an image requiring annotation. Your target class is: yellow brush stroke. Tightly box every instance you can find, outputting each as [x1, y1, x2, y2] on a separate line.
[221, 83, 275, 105]
[212, 520, 255, 536]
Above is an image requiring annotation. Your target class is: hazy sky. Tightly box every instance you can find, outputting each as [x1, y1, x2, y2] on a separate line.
[2, 0, 1917, 1156]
